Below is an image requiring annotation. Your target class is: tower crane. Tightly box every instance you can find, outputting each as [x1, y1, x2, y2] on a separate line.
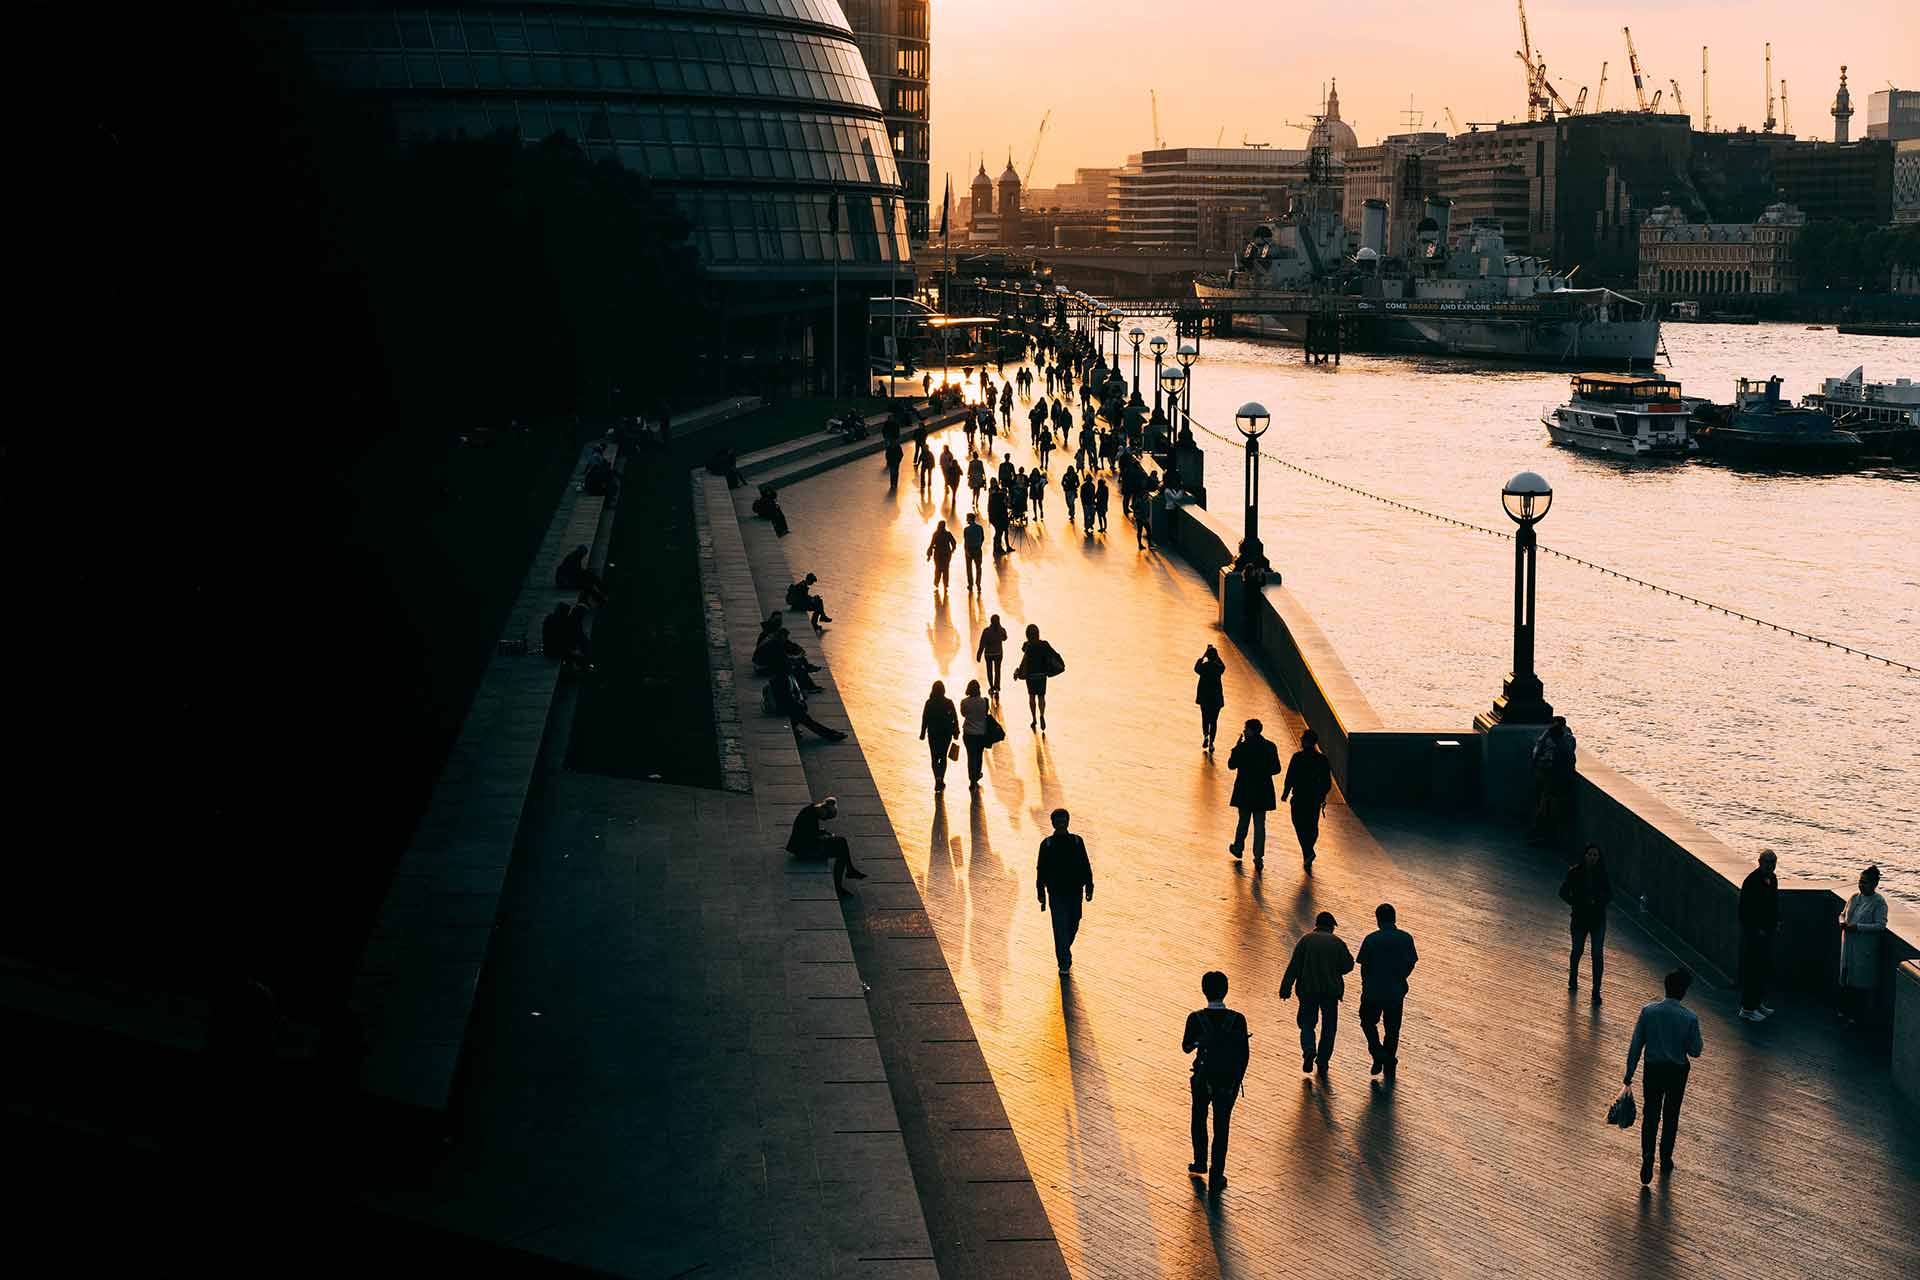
[1215, 125, 1226, 145]
[1595, 61, 1608, 111]
[1445, 105, 1462, 134]
[1021, 109, 1050, 188]
[1669, 79, 1686, 116]
[1764, 44, 1776, 132]
[1150, 90, 1164, 150]
[1623, 27, 1649, 111]
[1781, 81, 1790, 133]
[1702, 47, 1710, 132]
[1515, 54, 1574, 117]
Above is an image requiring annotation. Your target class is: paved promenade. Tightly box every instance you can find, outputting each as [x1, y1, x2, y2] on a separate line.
[773, 382, 1920, 1280]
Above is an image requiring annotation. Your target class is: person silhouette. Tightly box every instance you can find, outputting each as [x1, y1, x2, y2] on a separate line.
[926, 520, 956, 594]
[1226, 719, 1280, 868]
[1193, 646, 1226, 752]
[1280, 729, 1333, 872]
[1036, 808, 1094, 973]
[976, 613, 1009, 696]
[1014, 623, 1061, 731]
[919, 680, 959, 792]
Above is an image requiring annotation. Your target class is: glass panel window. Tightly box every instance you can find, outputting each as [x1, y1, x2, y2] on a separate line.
[431, 18, 462, 50]
[502, 55, 533, 86]
[407, 54, 439, 85]
[493, 18, 526, 52]
[535, 56, 566, 87]
[465, 19, 496, 52]
[440, 55, 473, 88]
[626, 60, 656, 90]
[565, 56, 596, 88]
[399, 19, 431, 48]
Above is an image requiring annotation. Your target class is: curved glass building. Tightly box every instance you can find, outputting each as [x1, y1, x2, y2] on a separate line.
[285, 1, 910, 280]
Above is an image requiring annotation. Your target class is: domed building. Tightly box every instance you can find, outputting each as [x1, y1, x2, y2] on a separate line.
[1308, 80, 1359, 155]
[281, 0, 910, 391]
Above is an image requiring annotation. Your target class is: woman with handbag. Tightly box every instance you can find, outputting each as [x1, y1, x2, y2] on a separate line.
[959, 679, 994, 789]
[919, 680, 960, 792]
[1014, 624, 1062, 732]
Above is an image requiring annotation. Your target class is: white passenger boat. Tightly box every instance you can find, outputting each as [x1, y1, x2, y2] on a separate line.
[1542, 373, 1695, 457]
[1799, 366, 1920, 460]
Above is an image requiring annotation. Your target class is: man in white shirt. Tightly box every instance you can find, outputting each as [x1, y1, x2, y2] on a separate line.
[1623, 968, 1704, 1185]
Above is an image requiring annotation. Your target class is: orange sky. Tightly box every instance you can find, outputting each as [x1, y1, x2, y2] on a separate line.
[929, 0, 1916, 194]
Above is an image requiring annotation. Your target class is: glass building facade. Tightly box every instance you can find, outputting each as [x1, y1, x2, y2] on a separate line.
[842, 1, 930, 245]
[283, 1, 910, 279]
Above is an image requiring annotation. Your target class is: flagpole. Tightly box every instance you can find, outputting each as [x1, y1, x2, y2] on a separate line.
[830, 191, 840, 402]
[940, 175, 951, 388]
[889, 200, 899, 395]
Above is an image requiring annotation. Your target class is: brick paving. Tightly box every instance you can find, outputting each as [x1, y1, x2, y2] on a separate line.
[772, 382, 1920, 1280]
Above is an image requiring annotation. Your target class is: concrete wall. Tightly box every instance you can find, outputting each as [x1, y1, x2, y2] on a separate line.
[1897, 963, 1920, 1107]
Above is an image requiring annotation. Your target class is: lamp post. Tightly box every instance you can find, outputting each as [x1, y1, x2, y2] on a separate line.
[1149, 334, 1169, 430]
[1128, 326, 1145, 393]
[1160, 364, 1186, 450]
[1233, 402, 1271, 572]
[1488, 471, 1555, 724]
[1176, 342, 1198, 442]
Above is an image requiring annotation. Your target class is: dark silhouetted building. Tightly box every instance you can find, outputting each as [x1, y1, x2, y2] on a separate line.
[844, 0, 930, 244]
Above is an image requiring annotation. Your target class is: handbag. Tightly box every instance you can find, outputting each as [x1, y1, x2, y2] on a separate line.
[1043, 644, 1066, 677]
[983, 714, 1006, 746]
[1606, 1087, 1637, 1129]
[948, 741, 961, 761]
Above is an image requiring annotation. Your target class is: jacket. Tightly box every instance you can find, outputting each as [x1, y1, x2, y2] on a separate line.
[976, 623, 1008, 659]
[1193, 654, 1225, 709]
[1281, 750, 1332, 809]
[1036, 832, 1094, 899]
[1183, 1007, 1251, 1093]
[1227, 735, 1281, 811]
[1355, 926, 1418, 1000]
[927, 529, 956, 561]
[1279, 928, 1354, 1002]
[1558, 861, 1613, 929]
[1740, 867, 1778, 932]
[786, 804, 826, 858]
[920, 697, 958, 741]
[1839, 891, 1889, 990]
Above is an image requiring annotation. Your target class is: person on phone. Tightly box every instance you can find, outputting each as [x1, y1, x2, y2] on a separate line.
[959, 679, 992, 789]
[1227, 719, 1281, 868]
[1560, 842, 1613, 1005]
[1624, 969, 1703, 1185]
[1193, 646, 1226, 752]
[787, 797, 866, 897]
[918, 680, 959, 792]
[1183, 970, 1251, 1195]
[1036, 809, 1094, 974]
[1280, 729, 1333, 873]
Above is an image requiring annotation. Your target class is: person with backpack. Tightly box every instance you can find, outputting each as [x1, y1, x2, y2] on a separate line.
[1280, 729, 1334, 872]
[1036, 808, 1094, 974]
[1013, 623, 1063, 731]
[1183, 970, 1251, 1195]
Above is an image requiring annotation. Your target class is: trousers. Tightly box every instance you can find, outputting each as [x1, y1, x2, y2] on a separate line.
[1231, 808, 1267, 860]
[1641, 1062, 1690, 1164]
[1740, 927, 1772, 1009]
[1290, 800, 1321, 860]
[1190, 1077, 1237, 1176]
[1296, 995, 1339, 1066]
[1571, 919, 1606, 987]
[1047, 896, 1083, 968]
[1359, 994, 1403, 1062]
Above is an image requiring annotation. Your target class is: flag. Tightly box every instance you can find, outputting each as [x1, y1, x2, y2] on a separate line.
[939, 176, 950, 239]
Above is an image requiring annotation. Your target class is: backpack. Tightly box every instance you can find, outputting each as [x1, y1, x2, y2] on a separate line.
[1196, 1010, 1250, 1094]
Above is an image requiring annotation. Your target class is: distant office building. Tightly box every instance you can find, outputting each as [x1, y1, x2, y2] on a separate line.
[1025, 167, 1121, 212]
[1108, 147, 1336, 249]
[1773, 140, 1895, 223]
[1343, 132, 1448, 255]
[1896, 140, 1920, 225]
[844, 0, 930, 244]
[1638, 203, 1805, 296]
[1435, 125, 1554, 256]
[1195, 197, 1274, 256]
[1867, 88, 1920, 141]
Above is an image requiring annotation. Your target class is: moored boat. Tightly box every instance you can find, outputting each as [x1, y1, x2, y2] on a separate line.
[1799, 367, 1920, 461]
[1692, 377, 1864, 467]
[1543, 373, 1694, 458]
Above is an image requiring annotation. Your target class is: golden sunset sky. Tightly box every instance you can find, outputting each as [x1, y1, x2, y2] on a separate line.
[928, 0, 1917, 192]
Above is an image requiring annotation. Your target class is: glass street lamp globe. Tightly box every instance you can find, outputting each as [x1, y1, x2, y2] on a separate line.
[1177, 343, 1198, 370]
[1501, 471, 1553, 525]
[1160, 366, 1186, 396]
[1128, 326, 1146, 349]
[1236, 402, 1272, 439]
[1150, 334, 1168, 358]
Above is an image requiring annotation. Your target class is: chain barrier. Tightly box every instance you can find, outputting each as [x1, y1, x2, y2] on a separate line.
[1182, 415, 1919, 676]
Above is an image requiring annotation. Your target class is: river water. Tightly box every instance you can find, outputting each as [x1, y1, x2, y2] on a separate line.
[1150, 323, 1919, 903]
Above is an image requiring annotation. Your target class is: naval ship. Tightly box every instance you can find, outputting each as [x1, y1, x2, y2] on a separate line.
[1193, 190, 1662, 368]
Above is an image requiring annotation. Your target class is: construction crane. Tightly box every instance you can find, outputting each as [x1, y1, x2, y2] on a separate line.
[1020, 109, 1050, 188]
[1445, 106, 1462, 134]
[1650, 87, 1663, 111]
[1517, 0, 1538, 119]
[1596, 61, 1608, 111]
[1669, 79, 1686, 116]
[1150, 90, 1165, 150]
[1702, 47, 1710, 132]
[1574, 86, 1588, 113]
[1623, 27, 1650, 111]
[1781, 80, 1790, 133]
[1516, 54, 1575, 117]
[1764, 44, 1776, 132]
[1215, 125, 1226, 145]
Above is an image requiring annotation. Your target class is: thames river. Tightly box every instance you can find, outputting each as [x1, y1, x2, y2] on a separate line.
[1162, 323, 1918, 902]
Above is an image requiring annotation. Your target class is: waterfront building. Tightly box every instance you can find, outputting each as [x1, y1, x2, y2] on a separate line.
[1025, 167, 1121, 212]
[1772, 140, 1896, 225]
[1637, 203, 1805, 296]
[1895, 140, 1920, 225]
[1435, 124, 1554, 257]
[844, 0, 930, 244]
[1866, 88, 1920, 141]
[1108, 147, 1337, 250]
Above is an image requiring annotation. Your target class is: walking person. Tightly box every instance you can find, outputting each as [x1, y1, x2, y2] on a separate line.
[1837, 865, 1888, 1024]
[1028, 467, 1047, 520]
[962, 512, 986, 592]
[1279, 911, 1355, 1076]
[1226, 719, 1281, 868]
[987, 480, 1010, 557]
[918, 680, 960, 792]
[968, 453, 986, 508]
[1355, 904, 1417, 1076]
[1560, 842, 1613, 1005]
[1014, 623, 1063, 731]
[787, 797, 867, 897]
[1624, 969, 1703, 1185]
[1094, 479, 1111, 531]
[959, 678, 993, 789]
[1036, 809, 1094, 974]
[1134, 488, 1156, 549]
[884, 434, 904, 489]
[1061, 463, 1079, 524]
[1279, 729, 1333, 872]
[1183, 971, 1251, 1195]
[1078, 475, 1097, 539]
[940, 446, 961, 505]
[976, 613, 1008, 696]
[1193, 645, 1226, 752]
[1738, 848, 1779, 1022]
[915, 433, 934, 495]
[926, 520, 956, 595]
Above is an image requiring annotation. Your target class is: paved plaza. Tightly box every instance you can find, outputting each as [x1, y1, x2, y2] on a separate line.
[770, 376, 1920, 1280]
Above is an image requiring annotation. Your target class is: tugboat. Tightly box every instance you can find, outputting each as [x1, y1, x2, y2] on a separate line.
[1799, 367, 1920, 461]
[1691, 377, 1864, 467]
[1543, 373, 1695, 457]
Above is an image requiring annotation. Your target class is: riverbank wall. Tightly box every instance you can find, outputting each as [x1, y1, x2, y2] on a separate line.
[1161, 495, 1918, 1090]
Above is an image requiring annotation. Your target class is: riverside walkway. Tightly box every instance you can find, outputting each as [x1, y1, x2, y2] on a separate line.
[769, 381, 1919, 1279]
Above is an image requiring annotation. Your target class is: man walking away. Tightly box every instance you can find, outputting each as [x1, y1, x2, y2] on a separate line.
[1355, 904, 1417, 1076]
[1279, 911, 1354, 1076]
[1560, 842, 1613, 1005]
[1738, 849, 1779, 1021]
[1183, 971, 1251, 1195]
[1624, 969, 1703, 1184]
[962, 512, 987, 592]
[926, 520, 956, 594]
[1226, 719, 1281, 868]
[787, 797, 866, 897]
[1036, 809, 1094, 974]
[976, 612, 1008, 696]
[1280, 729, 1333, 872]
